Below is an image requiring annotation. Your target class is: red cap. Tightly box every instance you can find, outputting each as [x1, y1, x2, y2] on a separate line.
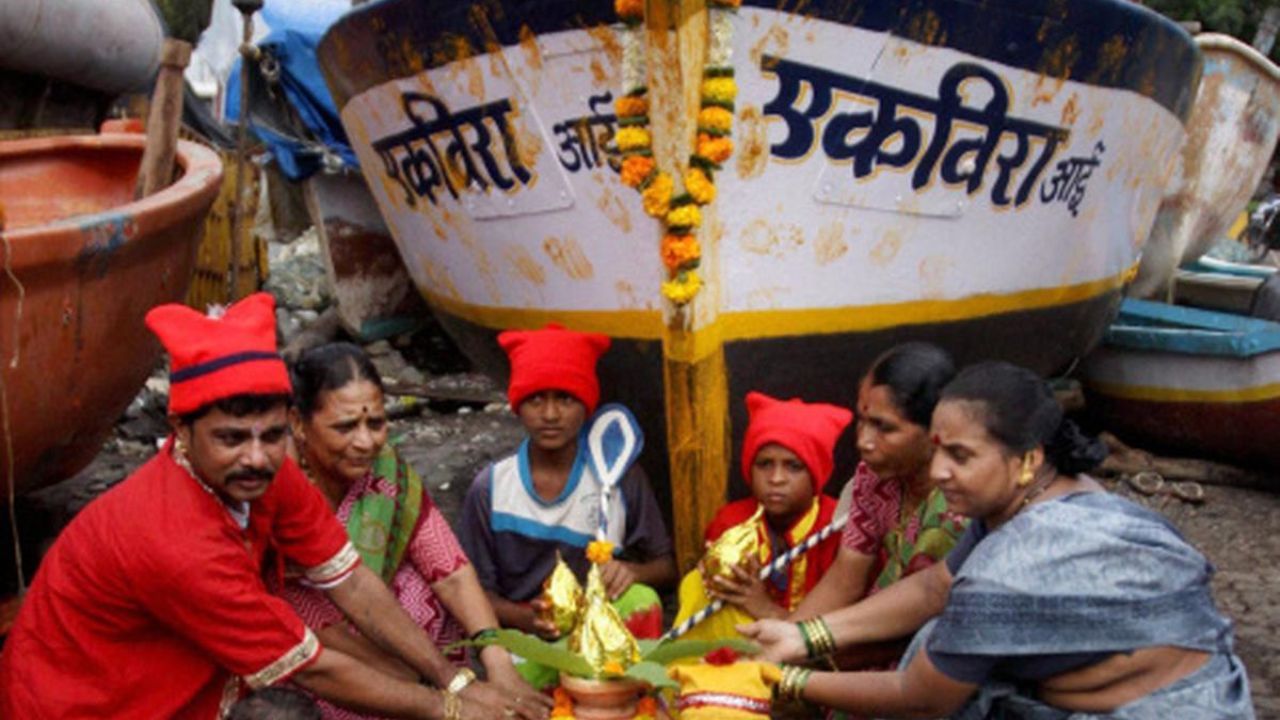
[740, 391, 853, 493]
[145, 292, 291, 415]
[497, 324, 611, 414]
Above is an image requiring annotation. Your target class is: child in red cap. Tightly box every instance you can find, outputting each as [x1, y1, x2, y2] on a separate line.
[458, 325, 677, 662]
[672, 391, 852, 642]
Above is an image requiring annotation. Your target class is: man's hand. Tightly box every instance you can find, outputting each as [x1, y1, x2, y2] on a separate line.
[737, 618, 807, 663]
[598, 560, 638, 600]
[525, 597, 561, 640]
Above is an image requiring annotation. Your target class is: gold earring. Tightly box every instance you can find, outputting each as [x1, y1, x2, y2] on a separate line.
[174, 436, 188, 459]
[1017, 452, 1035, 487]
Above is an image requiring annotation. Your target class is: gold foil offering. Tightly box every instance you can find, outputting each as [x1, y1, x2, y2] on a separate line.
[541, 553, 584, 636]
[569, 563, 640, 675]
[702, 505, 762, 580]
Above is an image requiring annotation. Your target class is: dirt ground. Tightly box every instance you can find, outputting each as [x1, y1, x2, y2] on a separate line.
[13, 370, 1280, 718]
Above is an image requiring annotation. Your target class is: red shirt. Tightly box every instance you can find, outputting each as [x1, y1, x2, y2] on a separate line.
[0, 441, 358, 719]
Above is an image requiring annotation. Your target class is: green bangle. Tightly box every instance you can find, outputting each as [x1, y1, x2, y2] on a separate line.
[797, 620, 817, 660]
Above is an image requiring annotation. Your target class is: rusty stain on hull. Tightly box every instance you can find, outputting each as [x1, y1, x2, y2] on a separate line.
[543, 235, 595, 280]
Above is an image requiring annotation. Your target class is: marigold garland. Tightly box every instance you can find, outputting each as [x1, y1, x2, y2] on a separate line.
[614, 0, 737, 306]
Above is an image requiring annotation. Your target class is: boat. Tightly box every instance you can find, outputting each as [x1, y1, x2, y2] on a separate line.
[317, 0, 1200, 564]
[1173, 255, 1277, 315]
[1082, 298, 1280, 472]
[1130, 33, 1280, 300]
[221, 0, 429, 340]
[0, 0, 163, 130]
[0, 134, 224, 499]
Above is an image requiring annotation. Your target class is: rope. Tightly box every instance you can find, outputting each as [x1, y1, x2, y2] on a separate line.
[2, 227, 27, 595]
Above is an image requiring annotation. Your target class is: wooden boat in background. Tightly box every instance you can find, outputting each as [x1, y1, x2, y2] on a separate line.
[1084, 298, 1280, 473]
[318, 0, 1199, 565]
[1131, 33, 1280, 299]
[0, 134, 223, 499]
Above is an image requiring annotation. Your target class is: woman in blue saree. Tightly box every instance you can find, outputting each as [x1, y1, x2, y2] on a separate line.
[743, 362, 1254, 719]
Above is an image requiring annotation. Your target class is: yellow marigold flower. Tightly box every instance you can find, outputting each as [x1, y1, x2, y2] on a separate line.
[697, 105, 733, 133]
[684, 167, 716, 205]
[702, 77, 737, 104]
[666, 204, 702, 230]
[641, 172, 673, 217]
[615, 0, 644, 20]
[615, 95, 648, 118]
[661, 234, 701, 272]
[662, 271, 703, 305]
[602, 660, 626, 675]
[615, 126, 651, 153]
[697, 134, 734, 164]
[586, 540, 616, 564]
[620, 155, 655, 188]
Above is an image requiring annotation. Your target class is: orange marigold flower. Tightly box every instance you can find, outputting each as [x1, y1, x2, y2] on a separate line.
[615, 0, 643, 20]
[603, 660, 626, 675]
[697, 133, 734, 164]
[620, 155, 655, 188]
[615, 95, 648, 118]
[661, 234, 700, 272]
[636, 697, 659, 714]
[586, 540, 616, 564]
[641, 172, 673, 217]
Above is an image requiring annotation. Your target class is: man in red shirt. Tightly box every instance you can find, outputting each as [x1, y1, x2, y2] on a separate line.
[0, 293, 546, 720]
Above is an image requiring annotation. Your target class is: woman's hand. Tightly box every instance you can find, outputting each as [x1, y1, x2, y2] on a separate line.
[460, 680, 549, 720]
[482, 648, 554, 714]
[737, 618, 806, 663]
[708, 560, 784, 620]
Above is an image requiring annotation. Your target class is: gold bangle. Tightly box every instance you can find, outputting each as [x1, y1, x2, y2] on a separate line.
[443, 690, 462, 720]
[775, 664, 813, 703]
[803, 617, 836, 657]
[446, 667, 476, 694]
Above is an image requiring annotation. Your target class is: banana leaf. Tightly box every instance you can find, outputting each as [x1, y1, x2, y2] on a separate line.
[447, 629, 593, 677]
[640, 637, 759, 666]
[622, 660, 678, 689]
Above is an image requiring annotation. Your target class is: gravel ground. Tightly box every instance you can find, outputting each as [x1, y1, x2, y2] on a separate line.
[10, 376, 1280, 718]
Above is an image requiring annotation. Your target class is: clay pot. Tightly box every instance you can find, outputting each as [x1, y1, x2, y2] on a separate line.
[558, 673, 648, 720]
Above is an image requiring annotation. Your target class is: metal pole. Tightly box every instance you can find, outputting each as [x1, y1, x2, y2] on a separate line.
[1254, 6, 1280, 57]
[228, 0, 263, 302]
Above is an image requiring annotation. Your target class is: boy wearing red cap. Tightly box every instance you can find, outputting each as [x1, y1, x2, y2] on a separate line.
[0, 294, 543, 720]
[458, 325, 677, 644]
[672, 391, 853, 641]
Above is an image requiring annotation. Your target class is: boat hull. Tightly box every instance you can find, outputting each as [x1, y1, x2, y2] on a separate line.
[1132, 34, 1280, 298]
[319, 0, 1198, 495]
[1084, 299, 1280, 472]
[1086, 348, 1280, 471]
[0, 135, 223, 497]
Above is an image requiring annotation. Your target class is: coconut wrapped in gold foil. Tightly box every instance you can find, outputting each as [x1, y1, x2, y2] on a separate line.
[540, 552, 584, 636]
[702, 505, 763, 580]
[568, 563, 640, 675]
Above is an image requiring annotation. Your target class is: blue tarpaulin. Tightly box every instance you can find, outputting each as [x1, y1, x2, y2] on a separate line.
[223, 0, 356, 180]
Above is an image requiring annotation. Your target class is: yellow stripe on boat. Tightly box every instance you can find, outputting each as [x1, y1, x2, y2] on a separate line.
[418, 267, 1131, 363]
[1088, 379, 1280, 404]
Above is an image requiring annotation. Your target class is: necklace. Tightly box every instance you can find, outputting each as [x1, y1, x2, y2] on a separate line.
[1019, 473, 1058, 510]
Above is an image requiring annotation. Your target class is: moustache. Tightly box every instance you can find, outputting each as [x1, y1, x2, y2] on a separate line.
[226, 469, 274, 483]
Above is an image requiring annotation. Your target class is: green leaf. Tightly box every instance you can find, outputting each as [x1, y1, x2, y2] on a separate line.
[640, 637, 760, 666]
[447, 629, 594, 677]
[623, 660, 678, 689]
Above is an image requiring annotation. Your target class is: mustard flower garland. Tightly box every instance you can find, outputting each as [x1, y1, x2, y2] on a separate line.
[614, 0, 737, 306]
